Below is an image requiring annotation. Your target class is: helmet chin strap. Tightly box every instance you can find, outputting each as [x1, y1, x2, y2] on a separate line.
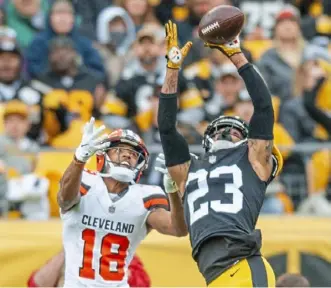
[209, 126, 248, 152]
[98, 156, 136, 184]
[210, 140, 238, 152]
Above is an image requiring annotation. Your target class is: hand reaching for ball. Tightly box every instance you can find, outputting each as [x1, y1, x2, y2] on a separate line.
[199, 5, 244, 58]
[204, 36, 242, 58]
[165, 20, 192, 69]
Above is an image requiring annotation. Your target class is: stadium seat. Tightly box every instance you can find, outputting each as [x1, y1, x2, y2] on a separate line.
[243, 40, 273, 61]
[51, 119, 112, 149]
[34, 152, 97, 217]
[0, 104, 5, 133]
[310, 150, 331, 194]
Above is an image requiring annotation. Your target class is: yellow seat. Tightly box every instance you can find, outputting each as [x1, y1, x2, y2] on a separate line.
[0, 104, 5, 133]
[51, 119, 112, 149]
[34, 152, 97, 217]
[310, 150, 331, 194]
[243, 40, 273, 61]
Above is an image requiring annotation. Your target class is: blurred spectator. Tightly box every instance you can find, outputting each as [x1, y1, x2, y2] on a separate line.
[0, 26, 16, 43]
[0, 100, 49, 220]
[0, 7, 6, 26]
[114, 23, 167, 134]
[31, 36, 106, 143]
[153, 0, 182, 25]
[261, 182, 286, 214]
[27, 251, 151, 287]
[205, 63, 244, 121]
[176, 0, 232, 45]
[0, 41, 43, 141]
[279, 59, 331, 208]
[280, 59, 330, 144]
[114, 23, 204, 138]
[303, 67, 330, 134]
[258, 6, 305, 101]
[26, 0, 105, 79]
[114, 0, 158, 31]
[301, 0, 331, 40]
[238, 0, 292, 40]
[276, 273, 310, 287]
[72, 0, 113, 40]
[96, 6, 136, 87]
[5, 0, 49, 50]
[295, 0, 322, 17]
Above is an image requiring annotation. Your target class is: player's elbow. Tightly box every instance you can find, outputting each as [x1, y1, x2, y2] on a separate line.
[172, 224, 188, 237]
[174, 229, 188, 237]
[57, 189, 79, 211]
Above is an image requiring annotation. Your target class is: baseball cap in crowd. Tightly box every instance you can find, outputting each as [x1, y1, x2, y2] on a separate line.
[0, 40, 21, 56]
[49, 36, 76, 52]
[136, 24, 165, 43]
[275, 5, 300, 24]
[219, 63, 241, 79]
[0, 27, 17, 41]
[3, 100, 29, 119]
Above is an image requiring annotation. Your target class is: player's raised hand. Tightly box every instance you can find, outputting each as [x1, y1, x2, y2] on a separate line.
[155, 153, 178, 194]
[165, 20, 192, 69]
[75, 117, 109, 163]
[204, 36, 242, 58]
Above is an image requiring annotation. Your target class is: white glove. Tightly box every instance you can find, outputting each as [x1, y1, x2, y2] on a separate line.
[75, 117, 109, 163]
[155, 153, 178, 194]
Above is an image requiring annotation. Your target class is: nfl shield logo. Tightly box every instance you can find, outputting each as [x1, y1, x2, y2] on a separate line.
[209, 155, 217, 164]
[109, 206, 116, 213]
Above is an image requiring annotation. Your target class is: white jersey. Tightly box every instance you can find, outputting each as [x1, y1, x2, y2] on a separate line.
[61, 169, 168, 287]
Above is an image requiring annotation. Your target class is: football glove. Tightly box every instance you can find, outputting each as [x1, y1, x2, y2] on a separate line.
[204, 36, 242, 58]
[155, 153, 178, 194]
[165, 20, 192, 69]
[75, 117, 109, 163]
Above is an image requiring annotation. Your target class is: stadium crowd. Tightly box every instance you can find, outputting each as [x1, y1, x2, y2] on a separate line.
[0, 0, 331, 219]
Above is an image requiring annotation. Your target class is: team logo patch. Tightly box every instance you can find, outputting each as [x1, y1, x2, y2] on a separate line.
[108, 206, 116, 213]
[209, 155, 217, 164]
[168, 47, 182, 64]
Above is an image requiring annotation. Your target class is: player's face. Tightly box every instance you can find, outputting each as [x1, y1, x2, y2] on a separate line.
[107, 143, 140, 170]
[214, 127, 243, 143]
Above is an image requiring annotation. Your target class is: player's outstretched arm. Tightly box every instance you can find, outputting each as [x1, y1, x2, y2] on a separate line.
[230, 52, 275, 181]
[147, 153, 188, 236]
[58, 117, 108, 211]
[204, 38, 276, 181]
[158, 20, 193, 192]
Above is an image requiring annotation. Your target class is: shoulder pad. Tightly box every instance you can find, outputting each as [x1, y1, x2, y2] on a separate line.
[138, 184, 169, 211]
[80, 169, 99, 196]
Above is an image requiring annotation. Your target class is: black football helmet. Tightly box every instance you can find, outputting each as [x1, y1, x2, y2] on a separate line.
[202, 115, 249, 152]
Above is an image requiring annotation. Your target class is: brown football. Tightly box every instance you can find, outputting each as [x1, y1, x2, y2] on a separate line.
[198, 5, 245, 45]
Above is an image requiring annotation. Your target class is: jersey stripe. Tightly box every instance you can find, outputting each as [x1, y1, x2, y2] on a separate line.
[80, 182, 91, 196]
[143, 195, 169, 210]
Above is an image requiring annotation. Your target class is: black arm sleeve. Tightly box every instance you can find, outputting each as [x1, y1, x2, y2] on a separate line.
[303, 78, 331, 131]
[238, 63, 274, 140]
[158, 93, 190, 167]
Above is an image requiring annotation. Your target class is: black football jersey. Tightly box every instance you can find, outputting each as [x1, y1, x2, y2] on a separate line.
[183, 142, 266, 260]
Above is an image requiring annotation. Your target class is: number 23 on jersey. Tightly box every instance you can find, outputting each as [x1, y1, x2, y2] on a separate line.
[79, 229, 129, 281]
[187, 164, 244, 225]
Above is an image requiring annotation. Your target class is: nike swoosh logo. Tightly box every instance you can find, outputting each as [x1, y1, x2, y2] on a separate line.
[230, 269, 239, 277]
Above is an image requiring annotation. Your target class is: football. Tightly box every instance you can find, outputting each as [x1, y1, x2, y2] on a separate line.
[198, 5, 245, 45]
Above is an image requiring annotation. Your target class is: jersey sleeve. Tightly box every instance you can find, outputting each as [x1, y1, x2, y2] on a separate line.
[80, 169, 97, 196]
[142, 185, 169, 211]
